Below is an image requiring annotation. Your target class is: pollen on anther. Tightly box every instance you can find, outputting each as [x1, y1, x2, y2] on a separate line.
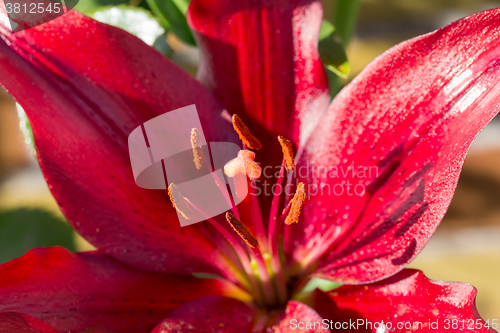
[190, 128, 203, 170]
[232, 114, 263, 150]
[168, 184, 194, 220]
[285, 182, 306, 225]
[225, 212, 259, 248]
[278, 136, 295, 171]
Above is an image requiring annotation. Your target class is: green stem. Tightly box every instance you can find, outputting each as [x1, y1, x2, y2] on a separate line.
[333, 0, 360, 45]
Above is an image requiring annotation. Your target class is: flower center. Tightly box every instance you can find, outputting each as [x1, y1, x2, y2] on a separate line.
[168, 114, 306, 310]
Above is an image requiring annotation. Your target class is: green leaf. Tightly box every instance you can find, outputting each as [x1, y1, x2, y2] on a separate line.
[318, 26, 350, 79]
[333, 0, 360, 45]
[319, 19, 335, 41]
[170, 0, 190, 14]
[146, 0, 195, 45]
[74, 0, 129, 15]
[0, 208, 76, 264]
[326, 70, 343, 97]
[92, 5, 165, 47]
[192, 273, 225, 280]
[301, 277, 343, 294]
[315, 278, 343, 292]
[153, 34, 173, 57]
[16, 103, 35, 156]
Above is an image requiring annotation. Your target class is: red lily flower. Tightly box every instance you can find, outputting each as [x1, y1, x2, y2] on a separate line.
[0, 0, 499, 331]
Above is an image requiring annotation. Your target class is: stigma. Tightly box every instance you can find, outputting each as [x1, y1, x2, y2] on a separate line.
[224, 150, 262, 180]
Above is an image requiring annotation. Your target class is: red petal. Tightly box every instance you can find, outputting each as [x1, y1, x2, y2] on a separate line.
[0, 247, 237, 333]
[0, 8, 239, 275]
[272, 301, 330, 333]
[0, 313, 59, 333]
[151, 296, 256, 332]
[325, 270, 496, 333]
[288, 8, 500, 282]
[188, 0, 330, 160]
[78, 328, 116, 333]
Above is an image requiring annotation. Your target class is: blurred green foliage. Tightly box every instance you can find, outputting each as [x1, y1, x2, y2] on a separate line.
[0, 209, 76, 264]
[333, 0, 360, 45]
[75, 0, 130, 15]
[146, 0, 194, 45]
[91, 5, 171, 56]
[319, 20, 350, 79]
[326, 0, 359, 96]
[301, 277, 343, 294]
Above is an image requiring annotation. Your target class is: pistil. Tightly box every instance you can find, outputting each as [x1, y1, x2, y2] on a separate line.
[268, 135, 297, 251]
[224, 150, 262, 180]
[221, 123, 307, 307]
[181, 115, 310, 309]
[266, 137, 300, 304]
[189, 128, 241, 219]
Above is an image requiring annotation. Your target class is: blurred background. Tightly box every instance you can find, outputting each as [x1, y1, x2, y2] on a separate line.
[0, 0, 499, 321]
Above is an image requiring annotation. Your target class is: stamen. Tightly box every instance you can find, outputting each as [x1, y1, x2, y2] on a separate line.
[232, 114, 263, 150]
[278, 136, 295, 171]
[226, 212, 259, 248]
[221, 109, 233, 123]
[188, 132, 242, 219]
[284, 182, 306, 225]
[168, 184, 194, 220]
[190, 128, 203, 170]
[224, 150, 262, 180]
